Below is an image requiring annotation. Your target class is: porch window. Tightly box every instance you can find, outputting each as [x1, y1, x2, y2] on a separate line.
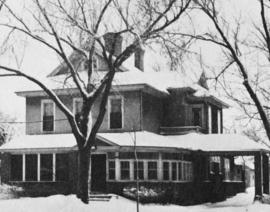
[148, 161, 157, 180]
[40, 154, 53, 181]
[172, 162, 177, 181]
[56, 154, 69, 181]
[10, 155, 22, 181]
[109, 97, 123, 129]
[192, 107, 202, 127]
[25, 154, 37, 181]
[108, 161, 116, 180]
[163, 162, 169, 180]
[42, 101, 54, 132]
[134, 161, 144, 180]
[120, 161, 130, 180]
[210, 156, 221, 174]
[178, 162, 182, 180]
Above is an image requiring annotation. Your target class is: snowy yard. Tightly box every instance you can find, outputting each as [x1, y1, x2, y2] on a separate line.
[0, 187, 269, 212]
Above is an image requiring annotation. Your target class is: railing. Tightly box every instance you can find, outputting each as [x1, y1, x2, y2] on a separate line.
[160, 126, 206, 135]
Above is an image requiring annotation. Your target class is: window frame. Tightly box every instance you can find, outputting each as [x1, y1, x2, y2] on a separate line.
[83, 56, 99, 71]
[108, 96, 124, 130]
[191, 104, 204, 127]
[41, 99, 55, 133]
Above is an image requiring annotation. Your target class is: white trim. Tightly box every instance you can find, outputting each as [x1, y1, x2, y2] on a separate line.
[22, 154, 25, 182]
[217, 109, 221, 134]
[53, 153, 56, 182]
[208, 105, 212, 133]
[41, 99, 55, 133]
[37, 153, 40, 181]
[158, 153, 162, 180]
[108, 95, 124, 130]
[115, 153, 120, 180]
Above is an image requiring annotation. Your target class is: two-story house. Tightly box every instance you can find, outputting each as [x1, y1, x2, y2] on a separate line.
[0, 35, 269, 204]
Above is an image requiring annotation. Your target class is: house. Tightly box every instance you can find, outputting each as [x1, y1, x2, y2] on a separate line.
[0, 35, 269, 204]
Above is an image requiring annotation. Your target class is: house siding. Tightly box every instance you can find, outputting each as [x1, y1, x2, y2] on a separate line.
[25, 91, 142, 134]
[142, 92, 163, 133]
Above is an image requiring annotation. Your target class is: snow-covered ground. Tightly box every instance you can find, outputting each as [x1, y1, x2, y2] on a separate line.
[0, 187, 269, 212]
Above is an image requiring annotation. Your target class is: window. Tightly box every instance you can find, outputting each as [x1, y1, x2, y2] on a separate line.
[108, 161, 116, 180]
[210, 156, 221, 174]
[172, 162, 177, 181]
[56, 154, 69, 181]
[25, 154, 37, 181]
[73, 98, 83, 125]
[10, 155, 22, 181]
[147, 161, 157, 180]
[40, 154, 53, 181]
[192, 107, 202, 127]
[120, 161, 130, 180]
[84, 57, 98, 71]
[134, 161, 144, 180]
[163, 162, 169, 181]
[42, 101, 54, 132]
[109, 97, 123, 129]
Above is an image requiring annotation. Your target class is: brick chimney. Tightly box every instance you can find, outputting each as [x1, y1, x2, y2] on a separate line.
[134, 46, 145, 71]
[103, 33, 123, 57]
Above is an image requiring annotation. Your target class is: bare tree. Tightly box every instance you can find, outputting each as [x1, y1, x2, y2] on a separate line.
[0, 0, 192, 203]
[182, 0, 270, 142]
[0, 111, 16, 146]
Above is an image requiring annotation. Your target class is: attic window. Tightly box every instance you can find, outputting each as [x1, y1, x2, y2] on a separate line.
[84, 57, 98, 71]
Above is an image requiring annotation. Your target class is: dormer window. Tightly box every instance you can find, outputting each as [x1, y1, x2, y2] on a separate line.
[84, 56, 98, 71]
[192, 107, 202, 127]
[41, 100, 54, 132]
[109, 96, 123, 129]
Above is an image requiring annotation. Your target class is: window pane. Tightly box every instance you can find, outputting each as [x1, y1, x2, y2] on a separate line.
[148, 161, 157, 180]
[120, 161, 130, 180]
[192, 108, 201, 126]
[134, 161, 144, 180]
[108, 161, 115, 180]
[178, 162, 182, 180]
[172, 162, 177, 181]
[43, 102, 54, 131]
[11, 155, 22, 181]
[56, 154, 69, 181]
[25, 154, 37, 181]
[110, 98, 122, 129]
[163, 162, 169, 181]
[40, 154, 53, 181]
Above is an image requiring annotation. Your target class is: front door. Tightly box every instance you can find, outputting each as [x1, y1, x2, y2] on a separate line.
[91, 154, 107, 192]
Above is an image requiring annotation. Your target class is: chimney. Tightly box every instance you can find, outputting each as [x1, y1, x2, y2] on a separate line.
[103, 33, 123, 57]
[134, 46, 145, 71]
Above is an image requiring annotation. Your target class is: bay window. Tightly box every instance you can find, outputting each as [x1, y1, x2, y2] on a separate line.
[148, 161, 157, 180]
[120, 161, 130, 180]
[40, 154, 53, 181]
[25, 154, 37, 181]
[10, 155, 22, 181]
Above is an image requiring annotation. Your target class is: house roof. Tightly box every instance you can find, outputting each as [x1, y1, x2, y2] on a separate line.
[0, 131, 268, 154]
[16, 70, 229, 107]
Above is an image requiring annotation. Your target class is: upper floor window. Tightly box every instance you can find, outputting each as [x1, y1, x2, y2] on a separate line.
[73, 98, 83, 125]
[42, 100, 54, 132]
[109, 97, 123, 129]
[84, 56, 98, 71]
[192, 107, 202, 127]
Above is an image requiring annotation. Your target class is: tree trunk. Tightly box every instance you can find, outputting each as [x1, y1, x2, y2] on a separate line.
[77, 147, 92, 204]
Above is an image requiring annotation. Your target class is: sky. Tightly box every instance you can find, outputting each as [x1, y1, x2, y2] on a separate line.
[0, 0, 266, 135]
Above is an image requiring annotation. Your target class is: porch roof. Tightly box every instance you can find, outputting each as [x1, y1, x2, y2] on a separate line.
[0, 131, 269, 154]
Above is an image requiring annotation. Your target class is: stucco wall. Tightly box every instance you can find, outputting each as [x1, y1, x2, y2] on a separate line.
[25, 91, 141, 135]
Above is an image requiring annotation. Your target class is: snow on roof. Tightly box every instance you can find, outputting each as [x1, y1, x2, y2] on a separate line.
[166, 133, 269, 152]
[0, 134, 77, 151]
[1, 131, 267, 153]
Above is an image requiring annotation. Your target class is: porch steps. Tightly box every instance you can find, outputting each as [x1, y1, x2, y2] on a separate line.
[89, 194, 113, 201]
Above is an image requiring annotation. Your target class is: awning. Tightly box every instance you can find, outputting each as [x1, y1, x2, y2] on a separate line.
[0, 131, 269, 154]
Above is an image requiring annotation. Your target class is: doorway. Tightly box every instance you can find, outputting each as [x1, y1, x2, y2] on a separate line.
[91, 154, 107, 192]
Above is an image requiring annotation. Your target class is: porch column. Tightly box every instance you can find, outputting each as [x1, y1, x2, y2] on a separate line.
[254, 152, 263, 197]
[208, 105, 212, 134]
[263, 153, 269, 194]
